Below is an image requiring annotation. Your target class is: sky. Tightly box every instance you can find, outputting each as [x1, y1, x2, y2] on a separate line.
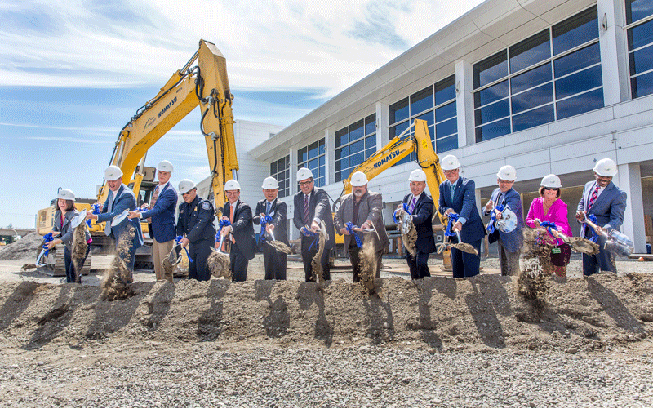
[0, 0, 484, 229]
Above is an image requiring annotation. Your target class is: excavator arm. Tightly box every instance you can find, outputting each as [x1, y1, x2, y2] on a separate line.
[99, 39, 237, 213]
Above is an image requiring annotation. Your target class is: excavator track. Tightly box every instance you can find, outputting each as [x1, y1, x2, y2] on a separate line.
[45, 247, 91, 278]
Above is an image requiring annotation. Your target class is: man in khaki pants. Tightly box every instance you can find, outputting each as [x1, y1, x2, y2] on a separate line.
[128, 160, 178, 281]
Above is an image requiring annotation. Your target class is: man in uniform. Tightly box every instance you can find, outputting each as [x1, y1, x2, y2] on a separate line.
[335, 171, 388, 282]
[293, 167, 335, 282]
[176, 179, 216, 282]
[438, 155, 485, 278]
[398, 169, 436, 280]
[128, 160, 177, 282]
[575, 158, 627, 276]
[87, 165, 143, 276]
[483, 165, 523, 276]
[219, 179, 256, 282]
[253, 176, 288, 280]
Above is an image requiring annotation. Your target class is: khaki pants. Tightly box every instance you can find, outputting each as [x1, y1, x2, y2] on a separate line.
[153, 238, 174, 282]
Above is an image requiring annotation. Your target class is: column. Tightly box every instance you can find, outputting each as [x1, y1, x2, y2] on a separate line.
[289, 147, 298, 240]
[617, 162, 646, 253]
[597, 0, 630, 105]
[376, 101, 389, 147]
[455, 59, 475, 148]
[324, 128, 334, 185]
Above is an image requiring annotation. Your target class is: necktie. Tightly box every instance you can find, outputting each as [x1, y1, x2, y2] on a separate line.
[409, 197, 416, 213]
[450, 182, 456, 201]
[104, 191, 114, 236]
[588, 184, 599, 210]
[304, 194, 310, 224]
[266, 201, 271, 216]
[496, 193, 503, 207]
[150, 185, 160, 209]
[229, 203, 236, 243]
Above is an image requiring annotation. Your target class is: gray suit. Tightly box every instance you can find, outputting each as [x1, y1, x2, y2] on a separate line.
[334, 191, 389, 282]
[577, 181, 627, 275]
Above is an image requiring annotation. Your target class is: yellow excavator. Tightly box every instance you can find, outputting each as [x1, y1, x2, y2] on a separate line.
[334, 118, 451, 269]
[36, 39, 238, 274]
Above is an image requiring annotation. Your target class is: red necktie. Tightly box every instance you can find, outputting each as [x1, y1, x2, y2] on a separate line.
[588, 184, 599, 210]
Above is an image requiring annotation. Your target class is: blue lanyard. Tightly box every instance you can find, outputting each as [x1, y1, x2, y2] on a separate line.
[445, 213, 460, 237]
[174, 235, 193, 263]
[345, 221, 363, 248]
[486, 204, 504, 233]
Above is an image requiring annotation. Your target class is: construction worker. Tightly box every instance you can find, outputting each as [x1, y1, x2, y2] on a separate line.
[127, 160, 177, 282]
[219, 179, 256, 282]
[398, 169, 436, 279]
[335, 171, 388, 282]
[176, 179, 215, 282]
[48, 189, 91, 283]
[293, 167, 335, 282]
[253, 176, 288, 280]
[87, 166, 143, 276]
[484, 165, 523, 276]
[576, 158, 627, 276]
[438, 155, 485, 278]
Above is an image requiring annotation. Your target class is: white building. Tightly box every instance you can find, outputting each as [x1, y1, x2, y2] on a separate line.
[253, 0, 653, 251]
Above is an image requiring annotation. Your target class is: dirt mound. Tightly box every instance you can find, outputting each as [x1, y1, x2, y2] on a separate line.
[0, 232, 41, 260]
[1, 273, 652, 352]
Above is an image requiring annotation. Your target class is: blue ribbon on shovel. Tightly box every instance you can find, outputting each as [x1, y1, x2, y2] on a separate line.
[175, 235, 193, 263]
[345, 221, 362, 248]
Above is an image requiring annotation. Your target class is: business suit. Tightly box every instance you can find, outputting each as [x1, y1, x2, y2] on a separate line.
[577, 181, 627, 275]
[140, 182, 177, 281]
[334, 191, 389, 282]
[177, 197, 216, 282]
[402, 192, 436, 280]
[254, 198, 288, 280]
[97, 185, 144, 273]
[484, 187, 523, 276]
[223, 200, 256, 282]
[439, 177, 485, 278]
[293, 187, 335, 282]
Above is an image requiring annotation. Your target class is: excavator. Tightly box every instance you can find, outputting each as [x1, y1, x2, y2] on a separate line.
[334, 118, 452, 269]
[36, 39, 238, 274]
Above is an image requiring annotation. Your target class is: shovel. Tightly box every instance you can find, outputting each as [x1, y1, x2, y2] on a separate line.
[111, 210, 130, 227]
[70, 209, 87, 230]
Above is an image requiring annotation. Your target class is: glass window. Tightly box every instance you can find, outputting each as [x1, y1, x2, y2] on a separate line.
[390, 98, 409, 124]
[473, 6, 602, 142]
[434, 76, 458, 153]
[627, 2, 653, 99]
[435, 77, 456, 105]
[270, 155, 290, 198]
[334, 114, 377, 182]
[410, 86, 433, 115]
[626, 0, 653, 24]
[298, 138, 326, 187]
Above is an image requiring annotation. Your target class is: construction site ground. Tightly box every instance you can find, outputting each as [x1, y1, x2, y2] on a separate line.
[1, 241, 652, 406]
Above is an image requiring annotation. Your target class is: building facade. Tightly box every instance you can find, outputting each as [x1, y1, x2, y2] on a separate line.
[254, 0, 653, 250]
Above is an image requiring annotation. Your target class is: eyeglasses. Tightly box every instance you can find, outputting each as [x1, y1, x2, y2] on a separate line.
[543, 187, 558, 191]
[443, 169, 458, 175]
[299, 180, 313, 187]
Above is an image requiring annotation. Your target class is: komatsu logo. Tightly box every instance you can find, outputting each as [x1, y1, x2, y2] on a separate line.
[373, 149, 406, 168]
[158, 96, 177, 118]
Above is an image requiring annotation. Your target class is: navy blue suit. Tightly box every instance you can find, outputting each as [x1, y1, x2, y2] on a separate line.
[140, 182, 177, 243]
[439, 178, 485, 278]
[484, 187, 523, 276]
[97, 185, 144, 271]
[402, 192, 436, 279]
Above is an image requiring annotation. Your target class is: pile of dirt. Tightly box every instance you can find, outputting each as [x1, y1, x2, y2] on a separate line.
[0, 273, 651, 352]
[100, 227, 135, 301]
[0, 232, 41, 260]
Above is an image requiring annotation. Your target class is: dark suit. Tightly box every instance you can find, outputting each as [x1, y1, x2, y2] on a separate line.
[97, 185, 144, 272]
[177, 197, 216, 282]
[140, 182, 177, 242]
[439, 178, 485, 278]
[577, 181, 627, 275]
[223, 200, 256, 282]
[484, 187, 523, 276]
[334, 191, 389, 281]
[402, 192, 436, 279]
[293, 187, 335, 282]
[253, 198, 288, 280]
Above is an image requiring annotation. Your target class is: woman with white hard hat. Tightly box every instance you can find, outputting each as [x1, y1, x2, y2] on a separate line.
[438, 155, 486, 278]
[48, 189, 91, 283]
[483, 165, 524, 276]
[525, 174, 573, 279]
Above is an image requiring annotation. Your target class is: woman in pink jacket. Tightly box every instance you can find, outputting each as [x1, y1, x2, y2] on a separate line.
[525, 174, 572, 279]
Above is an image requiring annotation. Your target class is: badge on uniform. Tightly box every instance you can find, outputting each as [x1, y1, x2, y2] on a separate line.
[202, 201, 211, 210]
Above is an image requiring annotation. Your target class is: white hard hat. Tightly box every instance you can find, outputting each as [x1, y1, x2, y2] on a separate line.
[104, 165, 123, 181]
[157, 160, 173, 172]
[540, 174, 562, 189]
[261, 176, 279, 189]
[496, 165, 517, 181]
[593, 158, 618, 177]
[57, 188, 75, 202]
[441, 154, 461, 171]
[350, 171, 368, 187]
[409, 169, 427, 182]
[178, 179, 196, 194]
[224, 179, 241, 191]
[297, 167, 314, 181]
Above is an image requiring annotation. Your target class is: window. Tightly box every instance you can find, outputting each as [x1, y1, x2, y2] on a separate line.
[388, 75, 458, 165]
[270, 155, 290, 198]
[473, 7, 602, 142]
[626, 0, 653, 98]
[298, 138, 326, 187]
[335, 115, 376, 182]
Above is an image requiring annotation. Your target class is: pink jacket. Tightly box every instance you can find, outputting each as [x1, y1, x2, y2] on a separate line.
[525, 198, 572, 244]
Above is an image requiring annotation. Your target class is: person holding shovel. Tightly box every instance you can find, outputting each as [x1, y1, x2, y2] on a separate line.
[253, 176, 289, 280]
